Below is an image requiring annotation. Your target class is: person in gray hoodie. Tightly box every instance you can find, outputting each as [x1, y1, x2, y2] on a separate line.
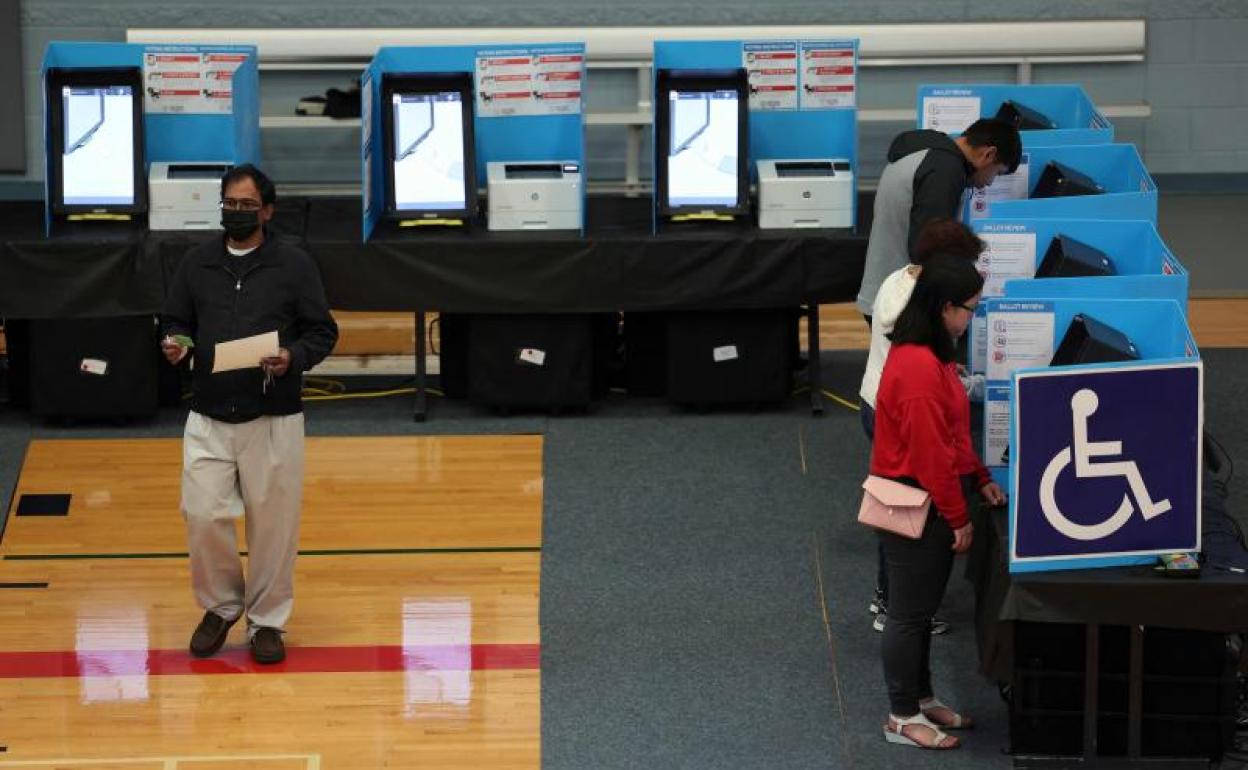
[856, 119, 1021, 320]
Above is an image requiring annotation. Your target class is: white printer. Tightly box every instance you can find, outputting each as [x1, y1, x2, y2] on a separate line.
[486, 161, 582, 231]
[149, 162, 232, 231]
[756, 159, 854, 229]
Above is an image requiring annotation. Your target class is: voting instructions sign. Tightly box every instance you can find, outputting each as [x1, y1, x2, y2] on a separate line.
[1010, 361, 1202, 572]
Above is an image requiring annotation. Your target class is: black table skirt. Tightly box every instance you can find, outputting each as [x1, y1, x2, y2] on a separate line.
[0, 195, 866, 318]
[970, 507, 1248, 682]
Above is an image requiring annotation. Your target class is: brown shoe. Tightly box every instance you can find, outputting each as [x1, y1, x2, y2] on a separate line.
[189, 611, 238, 658]
[250, 627, 286, 664]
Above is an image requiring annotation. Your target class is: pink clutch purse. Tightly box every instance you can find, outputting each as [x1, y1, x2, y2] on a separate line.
[857, 475, 931, 539]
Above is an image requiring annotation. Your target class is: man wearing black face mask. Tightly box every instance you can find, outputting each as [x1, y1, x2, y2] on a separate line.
[160, 164, 338, 665]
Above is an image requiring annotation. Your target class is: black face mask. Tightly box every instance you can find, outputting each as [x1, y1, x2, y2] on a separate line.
[222, 209, 261, 241]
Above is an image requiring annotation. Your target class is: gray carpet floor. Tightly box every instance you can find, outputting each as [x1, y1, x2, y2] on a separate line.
[2, 349, 1245, 769]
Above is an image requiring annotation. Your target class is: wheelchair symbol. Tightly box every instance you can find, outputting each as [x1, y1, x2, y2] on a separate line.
[1039, 388, 1171, 541]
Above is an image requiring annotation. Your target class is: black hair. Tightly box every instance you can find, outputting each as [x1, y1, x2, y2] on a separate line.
[887, 253, 985, 363]
[220, 163, 277, 206]
[962, 118, 1023, 175]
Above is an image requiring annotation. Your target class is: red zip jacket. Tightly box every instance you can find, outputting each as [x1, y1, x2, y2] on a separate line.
[870, 343, 991, 530]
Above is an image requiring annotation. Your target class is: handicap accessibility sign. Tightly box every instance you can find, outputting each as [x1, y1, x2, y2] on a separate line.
[1010, 362, 1202, 572]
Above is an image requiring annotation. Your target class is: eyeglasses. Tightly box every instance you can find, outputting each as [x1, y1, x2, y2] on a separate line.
[219, 198, 263, 212]
[955, 302, 978, 313]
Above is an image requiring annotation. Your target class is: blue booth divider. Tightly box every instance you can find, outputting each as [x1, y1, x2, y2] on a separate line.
[981, 297, 1198, 488]
[652, 38, 859, 233]
[983, 298, 1201, 573]
[362, 43, 587, 240]
[42, 41, 260, 233]
[967, 219, 1188, 374]
[917, 83, 1113, 146]
[967, 143, 1157, 224]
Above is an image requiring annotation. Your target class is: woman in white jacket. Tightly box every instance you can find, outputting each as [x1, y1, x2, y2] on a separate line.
[858, 219, 986, 634]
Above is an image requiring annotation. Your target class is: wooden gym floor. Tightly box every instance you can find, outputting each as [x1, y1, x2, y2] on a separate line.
[0, 436, 543, 769]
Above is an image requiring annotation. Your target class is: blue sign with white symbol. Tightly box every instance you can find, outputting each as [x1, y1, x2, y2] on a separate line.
[1010, 362, 1202, 572]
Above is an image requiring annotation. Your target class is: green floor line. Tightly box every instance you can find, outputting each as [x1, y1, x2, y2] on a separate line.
[3, 546, 543, 561]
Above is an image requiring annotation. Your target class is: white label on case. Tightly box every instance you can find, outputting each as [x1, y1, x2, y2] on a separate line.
[80, 358, 108, 376]
[712, 345, 739, 362]
[518, 348, 546, 366]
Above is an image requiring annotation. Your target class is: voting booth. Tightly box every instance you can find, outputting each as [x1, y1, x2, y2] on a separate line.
[361, 43, 587, 239]
[968, 219, 1189, 375]
[31, 41, 258, 421]
[963, 143, 1157, 224]
[918, 84, 1113, 147]
[642, 38, 858, 406]
[651, 38, 859, 233]
[977, 297, 1201, 573]
[41, 41, 259, 235]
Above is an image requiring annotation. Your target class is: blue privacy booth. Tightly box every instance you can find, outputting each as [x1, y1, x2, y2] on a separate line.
[981, 297, 1198, 495]
[991, 220, 1187, 307]
[973, 144, 1157, 223]
[981, 297, 1201, 573]
[917, 83, 1113, 146]
[652, 38, 859, 233]
[361, 43, 587, 240]
[968, 219, 1189, 374]
[41, 40, 259, 234]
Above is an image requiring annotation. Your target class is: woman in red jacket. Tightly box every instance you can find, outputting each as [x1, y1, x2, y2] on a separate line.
[871, 254, 1006, 750]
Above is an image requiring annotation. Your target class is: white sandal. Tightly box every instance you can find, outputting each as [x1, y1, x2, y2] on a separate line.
[882, 712, 960, 749]
[920, 696, 974, 730]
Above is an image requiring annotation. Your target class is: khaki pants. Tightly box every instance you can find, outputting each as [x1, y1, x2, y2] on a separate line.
[181, 411, 305, 636]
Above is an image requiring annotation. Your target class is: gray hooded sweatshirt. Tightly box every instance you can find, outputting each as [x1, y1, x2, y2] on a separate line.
[855, 129, 975, 315]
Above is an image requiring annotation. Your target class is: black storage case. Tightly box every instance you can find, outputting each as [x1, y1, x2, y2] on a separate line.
[665, 309, 796, 408]
[466, 313, 595, 412]
[1050, 313, 1140, 367]
[1008, 622, 1236, 760]
[1036, 234, 1115, 278]
[623, 312, 669, 397]
[28, 314, 159, 421]
[994, 99, 1057, 131]
[1031, 160, 1104, 199]
[2, 318, 31, 408]
[436, 312, 470, 399]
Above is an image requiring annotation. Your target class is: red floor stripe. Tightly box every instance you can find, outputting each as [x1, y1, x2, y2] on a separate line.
[0, 644, 540, 678]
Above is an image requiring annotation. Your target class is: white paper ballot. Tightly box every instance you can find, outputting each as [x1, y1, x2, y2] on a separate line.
[212, 331, 279, 373]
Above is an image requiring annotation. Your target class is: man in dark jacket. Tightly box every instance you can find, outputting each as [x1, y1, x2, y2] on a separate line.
[856, 119, 1021, 319]
[161, 164, 338, 664]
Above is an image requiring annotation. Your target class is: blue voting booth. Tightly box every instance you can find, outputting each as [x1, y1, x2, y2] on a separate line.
[361, 43, 587, 240]
[41, 41, 260, 234]
[969, 143, 1157, 223]
[651, 38, 859, 232]
[994, 220, 1187, 306]
[917, 84, 1113, 146]
[968, 219, 1189, 373]
[978, 297, 1201, 573]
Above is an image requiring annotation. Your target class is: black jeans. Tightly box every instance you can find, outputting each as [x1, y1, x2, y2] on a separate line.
[879, 511, 956, 717]
[859, 401, 890, 599]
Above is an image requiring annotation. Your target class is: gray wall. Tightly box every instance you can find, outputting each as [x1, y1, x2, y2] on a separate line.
[7, 0, 1248, 193]
[0, 0, 25, 173]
